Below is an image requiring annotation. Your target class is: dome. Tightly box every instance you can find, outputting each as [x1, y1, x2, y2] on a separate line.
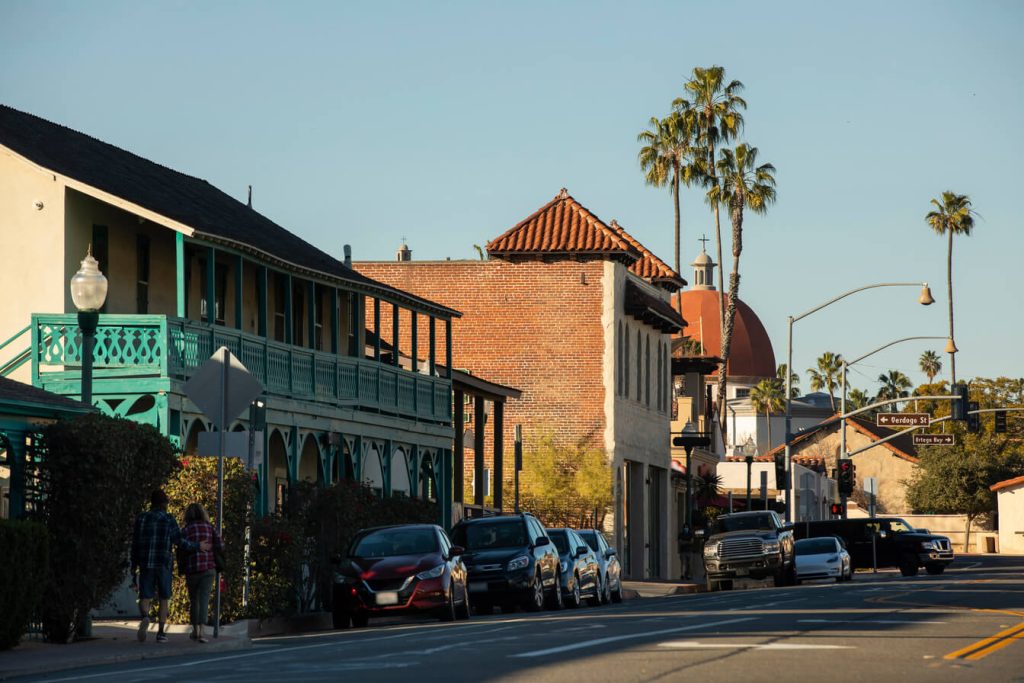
[679, 289, 776, 379]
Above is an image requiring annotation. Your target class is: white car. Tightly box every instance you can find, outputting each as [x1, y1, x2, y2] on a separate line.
[794, 536, 852, 583]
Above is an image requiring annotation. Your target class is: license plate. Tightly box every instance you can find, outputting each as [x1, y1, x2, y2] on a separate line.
[469, 582, 488, 592]
[375, 591, 399, 606]
[734, 568, 749, 577]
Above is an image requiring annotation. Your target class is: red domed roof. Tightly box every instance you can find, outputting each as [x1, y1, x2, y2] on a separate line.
[679, 289, 776, 378]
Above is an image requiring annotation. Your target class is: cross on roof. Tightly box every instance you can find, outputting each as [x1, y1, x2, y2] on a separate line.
[698, 234, 710, 250]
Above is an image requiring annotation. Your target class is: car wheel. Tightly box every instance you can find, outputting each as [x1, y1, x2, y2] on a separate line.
[773, 567, 788, 587]
[457, 584, 471, 620]
[925, 564, 945, 576]
[568, 574, 582, 608]
[600, 574, 612, 604]
[525, 572, 545, 612]
[611, 577, 624, 602]
[899, 555, 919, 577]
[546, 572, 564, 610]
[440, 586, 457, 622]
[352, 612, 369, 628]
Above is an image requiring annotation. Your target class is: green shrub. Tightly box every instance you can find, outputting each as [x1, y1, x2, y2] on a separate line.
[0, 519, 48, 649]
[164, 455, 256, 625]
[32, 414, 179, 642]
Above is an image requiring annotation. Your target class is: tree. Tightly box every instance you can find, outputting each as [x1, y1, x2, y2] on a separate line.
[777, 364, 800, 398]
[919, 350, 942, 385]
[750, 378, 785, 450]
[519, 432, 613, 529]
[925, 191, 977, 386]
[638, 110, 700, 311]
[807, 351, 844, 412]
[906, 423, 1024, 551]
[876, 369, 913, 402]
[708, 143, 776, 447]
[847, 388, 871, 412]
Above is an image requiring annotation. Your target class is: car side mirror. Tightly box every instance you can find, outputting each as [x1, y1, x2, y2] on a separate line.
[448, 545, 465, 558]
[878, 530, 888, 539]
[605, 548, 616, 558]
[574, 546, 587, 558]
[534, 536, 550, 548]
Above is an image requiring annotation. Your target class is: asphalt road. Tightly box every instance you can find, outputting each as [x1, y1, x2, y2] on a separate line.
[21, 555, 1024, 683]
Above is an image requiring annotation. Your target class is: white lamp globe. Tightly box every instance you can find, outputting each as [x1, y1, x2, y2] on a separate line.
[70, 248, 108, 312]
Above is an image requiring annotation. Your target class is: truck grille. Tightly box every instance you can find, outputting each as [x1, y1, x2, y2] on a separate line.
[719, 538, 764, 559]
[935, 539, 951, 552]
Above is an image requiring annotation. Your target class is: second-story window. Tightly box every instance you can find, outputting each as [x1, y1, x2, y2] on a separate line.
[199, 260, 227, 325]
[272, 275, 287, 342]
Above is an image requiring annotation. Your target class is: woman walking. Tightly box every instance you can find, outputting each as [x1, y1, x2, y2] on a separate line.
[181, 503, 222, 643]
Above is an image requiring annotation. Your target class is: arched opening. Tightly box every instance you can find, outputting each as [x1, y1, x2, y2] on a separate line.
[391, 445, 411, 496]
[297, 433, 322, 484]
[362, 441, 384, 495]
[183, 420, 207, 455]
[267, 429, 289, 513]
[420, 451, 437, 501]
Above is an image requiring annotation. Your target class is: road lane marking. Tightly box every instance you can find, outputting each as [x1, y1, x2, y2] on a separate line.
[509, 617, 755, 658]
[659, 641, 853, 650]
[943, 621, 1024, 661]
[798, 619, 948, 625]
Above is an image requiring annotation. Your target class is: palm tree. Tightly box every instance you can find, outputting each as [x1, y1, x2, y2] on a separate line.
[847, 388, 870, 412]
[806, 351, 844, 412]
[750, 378, 785, 450]
[708, 143, 776, 444]
[919, 350, 942, 385]
[777, 364, 800, 398]
[638, 111, 700, 311]
[925, 191, 976, 386]
[677, 66, 746, 329]
[876, 370, 913, 402]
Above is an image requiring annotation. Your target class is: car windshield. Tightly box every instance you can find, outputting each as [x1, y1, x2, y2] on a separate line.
[451, 521, 527, 550]
[548, 531, 571, 555]
[578, 531, 599, 552]
[351, 528, 438, 558]
[889, 519, 915, 534]
[712, 514, 774, 534]
[795, 538, 838, 556]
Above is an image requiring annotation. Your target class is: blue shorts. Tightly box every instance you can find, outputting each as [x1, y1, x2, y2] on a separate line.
[138, 565, 173, 600]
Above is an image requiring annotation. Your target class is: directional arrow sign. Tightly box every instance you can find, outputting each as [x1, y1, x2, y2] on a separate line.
[876, 413, 930, 427]
[184, 347, 264, 430]
[913, 433, 955, 446]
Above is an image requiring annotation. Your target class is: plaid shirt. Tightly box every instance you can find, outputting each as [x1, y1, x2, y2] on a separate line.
[131, 509, 196, 571]
[182, 521, 222, 574]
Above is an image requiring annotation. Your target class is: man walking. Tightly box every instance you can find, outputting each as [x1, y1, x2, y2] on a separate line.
[131, 489, 210, 643]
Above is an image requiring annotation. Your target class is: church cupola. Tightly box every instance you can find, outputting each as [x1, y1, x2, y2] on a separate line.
[690, 236, 716, 291]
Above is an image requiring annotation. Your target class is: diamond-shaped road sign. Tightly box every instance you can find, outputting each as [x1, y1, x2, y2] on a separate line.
[184, 347, 264, 430]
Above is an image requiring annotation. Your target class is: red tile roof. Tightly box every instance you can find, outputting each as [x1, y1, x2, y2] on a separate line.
[608, 220, 687, 290]
[487, 188, 641, 262]
[991, 475, 1024, 492]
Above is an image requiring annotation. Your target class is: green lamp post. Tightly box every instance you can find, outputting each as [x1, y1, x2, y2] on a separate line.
[70, 247, 108, 406]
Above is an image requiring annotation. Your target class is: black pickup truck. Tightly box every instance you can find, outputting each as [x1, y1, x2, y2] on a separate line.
[701, 511, 796, 591]
[793, 517, 954, 576]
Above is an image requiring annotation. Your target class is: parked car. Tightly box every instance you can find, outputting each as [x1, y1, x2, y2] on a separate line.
[331, 524, 470, 628]
[548, 528, 600, 608]
[794, 536, 852, 583]
[576, 528, 623, 603]
[702, 510, 796, 591]
[792, 517, 954, 576]
[449, 512, 562, 613]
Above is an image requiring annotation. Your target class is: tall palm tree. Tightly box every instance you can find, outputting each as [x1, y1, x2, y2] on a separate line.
[847, 388, 870, 412]
[806, 351, 844, 412]
[750, 378, 785, 450]
[919, 350, 942, 385]
[876, 370, 913, 402]
[777, 364, 800, 398]
[925, 191, 976, 386]
[638, 110, 700, 311]
[677, 66, 745, 326]
[708, 143, 776, 444]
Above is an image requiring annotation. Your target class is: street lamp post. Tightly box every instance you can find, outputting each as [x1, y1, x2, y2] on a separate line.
[69, 247, 108, 406]
[784, 282, 933, 522]
[737, 435, 757, 510]
[673, 422, 712, 533]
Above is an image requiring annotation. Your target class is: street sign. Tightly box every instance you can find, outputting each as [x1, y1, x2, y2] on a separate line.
[876, 413, 930, 427]
[913, 433, 955, 446]
[197, 431, 250, 458]
[184, 347, 264, 430]
[863, 477, 877, 495]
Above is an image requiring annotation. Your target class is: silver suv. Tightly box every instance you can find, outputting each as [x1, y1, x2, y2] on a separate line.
[702, 511, 795, 591]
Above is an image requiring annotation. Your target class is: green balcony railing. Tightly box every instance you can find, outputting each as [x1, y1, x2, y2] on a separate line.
[30, 313, 452, 423]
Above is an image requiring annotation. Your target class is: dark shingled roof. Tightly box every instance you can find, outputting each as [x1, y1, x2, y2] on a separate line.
[0, 104, 457, 318]
[0, 377, 93, 414]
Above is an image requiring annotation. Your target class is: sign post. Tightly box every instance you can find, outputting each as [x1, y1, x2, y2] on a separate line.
[863, 476, 878, 573]
[183, 347, 264, 639]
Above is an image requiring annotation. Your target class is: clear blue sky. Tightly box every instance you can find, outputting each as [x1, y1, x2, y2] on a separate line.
[2, 0, 1021, 394]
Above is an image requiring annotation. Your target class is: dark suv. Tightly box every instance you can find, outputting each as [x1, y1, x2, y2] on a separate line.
[702, 511, 796, 591]
[449, 513, 562, 613]
[793, 517, 954, 576]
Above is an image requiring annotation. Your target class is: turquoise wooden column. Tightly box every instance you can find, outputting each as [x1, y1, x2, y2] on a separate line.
[428, 317, 436, 375]
[410, 311, 418, 372]
[445, 319, 453, 378]
[205, 246, 216, 324]
[330, 288, 339, 355]
[408, 444, 419, 498]
[373, 298, 381, 361]
[391, 303, 400, 366]
[257, 267, 268, 338]
[440, 448, 453, 530]
[382, 439, 392, 497]
[5, 430, 27, 519]
[288, 426, 299, 482]
[175, 233, 186, 318]
[256, 427, 270, 517]
[284, 274, 293, 345]
[353, 435, 362, 481]
[234, 255, 244, 329]
[307, 281, 316, 350]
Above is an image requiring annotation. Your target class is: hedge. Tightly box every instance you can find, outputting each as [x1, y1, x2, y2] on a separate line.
[0, 519, 49, 649]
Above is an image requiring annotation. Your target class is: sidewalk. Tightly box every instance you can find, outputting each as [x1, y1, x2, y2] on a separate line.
[619, 579, 702, 599]
[0, 620, 250, 680]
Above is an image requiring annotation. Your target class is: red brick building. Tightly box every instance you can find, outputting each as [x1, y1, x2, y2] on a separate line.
[356, 189, 685, 579]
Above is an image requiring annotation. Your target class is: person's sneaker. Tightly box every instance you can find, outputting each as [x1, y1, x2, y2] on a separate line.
[137, 617, 149, 643]
[198, 636, 209, 644]
[155, 633, 168, 643]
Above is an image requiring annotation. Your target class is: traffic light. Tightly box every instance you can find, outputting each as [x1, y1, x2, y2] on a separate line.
[966, 401, 980, 433]
[951, 383, 969, 421]
[838, 460, 855, 496]
[995, 410, 1008, 433]
[830, 503, 842, 516]
[773, 453, 786, 491]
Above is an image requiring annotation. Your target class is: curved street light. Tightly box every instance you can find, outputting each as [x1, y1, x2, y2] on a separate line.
[783, 282, 934, 522]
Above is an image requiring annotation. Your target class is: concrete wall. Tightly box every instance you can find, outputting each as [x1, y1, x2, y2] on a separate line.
[996, 485, 1024, 554]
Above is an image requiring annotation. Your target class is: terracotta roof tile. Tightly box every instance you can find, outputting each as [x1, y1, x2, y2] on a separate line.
[608, 220, 686, 290]
[991, 475, 1024, 492]
[486, 189, 641, 260]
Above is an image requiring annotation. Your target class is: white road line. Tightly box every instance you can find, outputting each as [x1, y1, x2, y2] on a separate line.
[659, 641, 853, 650]
[509, 617, 755, 658]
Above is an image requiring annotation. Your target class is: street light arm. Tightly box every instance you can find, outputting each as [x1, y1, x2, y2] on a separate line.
[847, 336, 949, 367]
[792, 282, 929, 324]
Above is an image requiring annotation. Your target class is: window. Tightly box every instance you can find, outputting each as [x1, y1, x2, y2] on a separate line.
[617, 321, 624, 396]
[636, 329, 642, 401]
[657, 342, 663, 412]
[199, 259, 228, 325]
[273, 274, 287, 342]
[735, 388, 751, 399]
[624, 325, 630, 398]
[136, 234, 150, 314]
[644, 335, 651, 407]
